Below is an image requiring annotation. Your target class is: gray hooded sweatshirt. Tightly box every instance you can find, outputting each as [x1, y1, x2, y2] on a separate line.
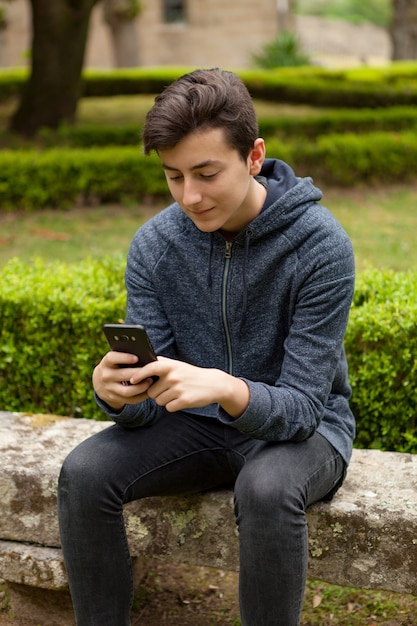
[98, 159, 355, 465]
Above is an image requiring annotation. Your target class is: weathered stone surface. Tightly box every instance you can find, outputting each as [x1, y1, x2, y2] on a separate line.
[123, 448, 417, 595]
[307, 448, 417, 595]
[124, 489, 239, 568]
[1, 411, 417, 598]
[0, 411, 109, 546]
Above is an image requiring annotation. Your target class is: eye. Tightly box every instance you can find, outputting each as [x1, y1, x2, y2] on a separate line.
[200, 171, 218, 179]
[167, 174, 183, 181]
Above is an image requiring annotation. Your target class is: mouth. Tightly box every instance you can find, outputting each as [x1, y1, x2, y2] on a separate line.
[189, 207, 214, 216]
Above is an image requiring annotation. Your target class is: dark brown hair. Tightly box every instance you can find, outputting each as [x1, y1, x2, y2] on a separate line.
[142, 68, 259, 161]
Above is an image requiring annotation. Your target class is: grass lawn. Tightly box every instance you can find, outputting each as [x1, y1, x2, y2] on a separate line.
[326, 183, 417, 271]
[1, 184, 416, 271]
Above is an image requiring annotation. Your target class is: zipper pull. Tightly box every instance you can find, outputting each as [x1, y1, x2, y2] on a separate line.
[225, 241, 232, 259]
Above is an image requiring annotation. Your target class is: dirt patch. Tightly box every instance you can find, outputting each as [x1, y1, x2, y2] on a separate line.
[131, 563, 240, 625]
[2, 562, 417, 625]
[0, 565, 240, 626]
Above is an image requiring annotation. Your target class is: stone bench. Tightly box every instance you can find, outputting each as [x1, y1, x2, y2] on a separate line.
[1, 410, 417, 625]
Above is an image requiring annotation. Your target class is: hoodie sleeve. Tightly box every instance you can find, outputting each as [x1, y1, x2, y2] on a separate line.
[94, 210, 179, 428]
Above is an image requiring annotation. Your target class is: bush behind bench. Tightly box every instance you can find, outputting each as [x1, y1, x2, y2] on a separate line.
[0, 258, 416, 454]
[346, 268, 417, 453]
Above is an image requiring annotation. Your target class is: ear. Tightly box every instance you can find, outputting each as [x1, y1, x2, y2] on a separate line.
[248, 138, 266, 176]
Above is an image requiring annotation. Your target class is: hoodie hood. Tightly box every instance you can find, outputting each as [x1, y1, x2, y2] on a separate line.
[251, 158, 323, 238]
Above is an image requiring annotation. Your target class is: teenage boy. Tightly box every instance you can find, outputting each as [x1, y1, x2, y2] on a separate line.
[58, 68, 355, 626]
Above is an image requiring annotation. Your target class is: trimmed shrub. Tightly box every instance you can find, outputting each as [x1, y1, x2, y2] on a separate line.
[346, 267, 417, 453]
[2, 64, 417, 107]
[0, 259, 417, 453]
[1, 106, 416, 150]
[0, 257, 126, 420]
[0, 67, 27, 101]
[239, 63, 417, 107]
[80, 63, 417, 107]
[266, 131, 417, 186]
[0, 147, 167, 210]
[258, 106, 417, 140]
[0, 130, 416, 210]
[38, 123, 143, 148]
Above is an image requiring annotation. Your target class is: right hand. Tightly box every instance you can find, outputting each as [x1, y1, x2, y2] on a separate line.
[92, 351, 155, 411]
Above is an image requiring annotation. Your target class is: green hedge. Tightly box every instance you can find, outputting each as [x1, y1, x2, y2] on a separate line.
[0, 130, 416, 210]
[346, 267, 417, 453]
[282, 131, 417, 186]
[80, 65, 417, 107]
[75, 62, 417, 107]
[1, 63, 417, 107]
[0, 257, 126, 421]
[0, 67, 27, 101]
[0, 147, 168, 210]
[258, 106, 417, 140]
[240, 70, 417, 107]
[1, 105, 416, 149]
[0, 259, 416, 453]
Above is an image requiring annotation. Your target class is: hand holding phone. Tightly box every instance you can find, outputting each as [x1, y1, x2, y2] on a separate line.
[103, 324, 158, 382]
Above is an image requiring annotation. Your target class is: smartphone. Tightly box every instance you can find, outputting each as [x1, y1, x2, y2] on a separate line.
[103, 324, 157, 370]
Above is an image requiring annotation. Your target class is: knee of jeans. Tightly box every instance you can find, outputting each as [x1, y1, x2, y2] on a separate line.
[234, 459, 302, 522]
[58, 440, 107, 503]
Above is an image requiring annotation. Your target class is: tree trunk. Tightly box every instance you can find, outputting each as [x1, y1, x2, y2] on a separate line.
[277, 0, 295, 33]
[390, 0, 417, 60]
[102, 0, 139, 67]
[10, 0, 99, 136]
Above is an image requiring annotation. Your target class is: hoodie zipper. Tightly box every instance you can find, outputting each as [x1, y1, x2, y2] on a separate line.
[222, 241, 233, 374]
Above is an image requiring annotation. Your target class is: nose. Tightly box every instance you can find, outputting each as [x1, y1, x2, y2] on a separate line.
[182, 178, 203, 206]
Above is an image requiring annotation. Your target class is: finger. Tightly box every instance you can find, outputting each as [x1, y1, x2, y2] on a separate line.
[105, 350, 139, 368]
[105, 378, 152, 405]
[129, 360, 162, 385]
[118, 377, 154, 393]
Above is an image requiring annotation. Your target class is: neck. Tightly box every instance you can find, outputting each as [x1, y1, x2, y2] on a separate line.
[220, 177, 267, 240]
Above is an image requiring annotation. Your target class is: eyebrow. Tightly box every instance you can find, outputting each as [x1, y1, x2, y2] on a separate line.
[162, 159, 222, 172]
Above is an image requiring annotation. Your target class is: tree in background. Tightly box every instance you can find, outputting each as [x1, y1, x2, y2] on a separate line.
[390, 0, 417, 59]
[277, 0, 296, 32]
[9, 0, 100, 136]
[0, 0, 13, 65]
[0, 0, 9, 29]
[102, 0, 141, 67]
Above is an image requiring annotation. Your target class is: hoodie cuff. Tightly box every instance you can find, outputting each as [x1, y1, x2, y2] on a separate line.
[94, 391, 136, 421]
[216, 379, 272, 435]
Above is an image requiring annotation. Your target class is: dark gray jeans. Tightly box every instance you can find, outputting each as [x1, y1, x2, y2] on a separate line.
[58, 411, 345, 626]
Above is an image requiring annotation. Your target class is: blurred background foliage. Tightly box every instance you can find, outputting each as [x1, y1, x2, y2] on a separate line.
[296, 0, 391, 28]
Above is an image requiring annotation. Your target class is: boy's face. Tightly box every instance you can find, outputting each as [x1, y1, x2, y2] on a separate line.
[158, 128, 266, 237]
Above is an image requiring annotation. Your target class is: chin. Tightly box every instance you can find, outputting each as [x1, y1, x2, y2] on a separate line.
[191, 219, 221, 232]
